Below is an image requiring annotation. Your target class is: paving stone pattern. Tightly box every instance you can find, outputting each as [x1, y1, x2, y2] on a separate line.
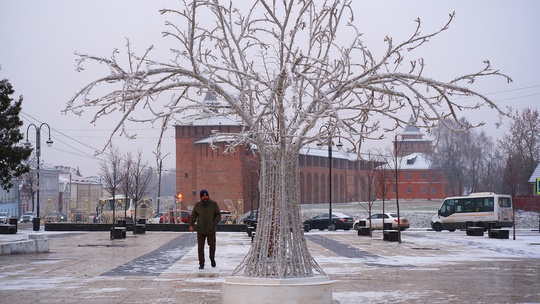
[103, 233, 197, 276]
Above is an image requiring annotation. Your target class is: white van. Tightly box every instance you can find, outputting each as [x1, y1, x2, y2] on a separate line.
[431, 192, 513, 232]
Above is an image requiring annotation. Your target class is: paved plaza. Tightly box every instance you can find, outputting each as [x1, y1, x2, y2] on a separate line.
[0, 228, 539, 303]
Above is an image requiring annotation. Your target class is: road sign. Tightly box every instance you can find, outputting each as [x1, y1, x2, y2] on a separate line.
[536, 178, 540, 195]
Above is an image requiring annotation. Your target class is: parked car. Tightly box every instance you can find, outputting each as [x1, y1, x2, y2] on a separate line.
[45, 211, 68, 223]
[160, 210, 191, 224]
[353, 213, 410, 231]
[0, 212, 9, 224]
[72, 212, 87, 223]
[20, 212, 34, 223]
[239, 210, 258, 224]
[303, 212, 354, 231]
[220, 210, 233, 223]
[147, 212, 163, 224]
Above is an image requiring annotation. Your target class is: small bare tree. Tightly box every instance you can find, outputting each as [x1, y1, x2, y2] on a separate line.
[65, 1, 510, 278]
[129, 150, 154, 224]
[119, 151, 134, 219]
[356, 151, 381, 237]
[375, 154, 393, 216]
[100, 146, 123, 225]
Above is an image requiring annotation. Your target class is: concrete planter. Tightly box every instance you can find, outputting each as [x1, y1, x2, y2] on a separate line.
[222, 276, 332, 304]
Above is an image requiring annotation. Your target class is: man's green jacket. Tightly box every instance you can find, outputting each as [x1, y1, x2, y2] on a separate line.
[189, 199, 221, 234]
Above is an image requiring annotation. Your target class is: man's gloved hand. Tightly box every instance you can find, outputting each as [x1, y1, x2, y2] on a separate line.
[189, 226, 194, 233]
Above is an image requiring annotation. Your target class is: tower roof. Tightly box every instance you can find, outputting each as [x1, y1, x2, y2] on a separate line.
[401, 115, 423, 136]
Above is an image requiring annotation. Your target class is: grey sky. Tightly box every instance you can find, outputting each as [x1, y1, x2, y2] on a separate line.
[1, 1, 539, 177]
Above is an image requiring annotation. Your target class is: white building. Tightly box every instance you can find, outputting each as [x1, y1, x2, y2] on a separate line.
[0, 182, 21, 219]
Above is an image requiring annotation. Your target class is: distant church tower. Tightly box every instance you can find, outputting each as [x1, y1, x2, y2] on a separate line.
[394, 116, 432, 157]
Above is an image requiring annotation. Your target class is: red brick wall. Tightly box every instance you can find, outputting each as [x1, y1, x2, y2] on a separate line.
[175, 125, 246, 211]
[380, 169, 453, 200]
[299, 156, 371, 204]
[176, 125, 453, 208]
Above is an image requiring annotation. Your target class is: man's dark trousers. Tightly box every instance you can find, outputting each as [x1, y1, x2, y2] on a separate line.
[197, 232, 216, 267]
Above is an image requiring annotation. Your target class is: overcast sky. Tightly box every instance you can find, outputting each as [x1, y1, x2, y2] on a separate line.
[1, 0, 539, 177]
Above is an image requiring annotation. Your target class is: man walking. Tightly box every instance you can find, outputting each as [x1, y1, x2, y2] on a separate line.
[189, 189, 221, 269]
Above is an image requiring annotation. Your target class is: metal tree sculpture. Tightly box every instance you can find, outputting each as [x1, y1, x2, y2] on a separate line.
[65, 0, 510, 278]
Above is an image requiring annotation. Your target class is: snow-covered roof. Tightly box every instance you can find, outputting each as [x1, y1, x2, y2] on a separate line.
[401, 123, 423, 136]
[187, 115, 241, 126]
[401, 137, 432, 142]
[528, 162, 540, 183]
[189, 140, 360, 161]
[194, 134, 240, 144]
[40, 164, 61, 172]
[60, 173, 100, 184]
[179, 91, 242, 127]
[401, 115, 423, 135]
[378, 152, 431, 170]
[300, 147, 358, 161]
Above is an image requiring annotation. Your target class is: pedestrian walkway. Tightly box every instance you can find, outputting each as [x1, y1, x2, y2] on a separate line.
[0, 229, 539, 303]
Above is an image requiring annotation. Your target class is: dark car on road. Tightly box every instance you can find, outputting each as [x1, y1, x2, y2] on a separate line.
[303, 212, 354, 231]
[45, 211, 67, 223]
[239, 210, 258, 224]
[72, 212, 87, 223]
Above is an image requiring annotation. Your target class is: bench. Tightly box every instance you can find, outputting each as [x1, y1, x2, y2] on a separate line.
[383, 230, 399, 242]
[0, 224, 17, 234]
[489, 229, 509, 239]
[110, 227, 127, 239]
[466, 226, 484, 236]
[358, 227, 371, 236]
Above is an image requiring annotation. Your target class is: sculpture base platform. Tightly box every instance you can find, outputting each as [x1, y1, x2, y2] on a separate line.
[222, 276, 333, 304]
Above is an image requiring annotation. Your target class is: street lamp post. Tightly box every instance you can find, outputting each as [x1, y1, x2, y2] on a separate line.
[26, 123, 53, 232]
[317, 124, 343, 231]
[394, 134, 404, 243]
[154, 152, 170, 214]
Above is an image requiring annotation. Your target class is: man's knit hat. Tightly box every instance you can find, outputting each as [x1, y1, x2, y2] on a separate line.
[200, 189, 209, 198]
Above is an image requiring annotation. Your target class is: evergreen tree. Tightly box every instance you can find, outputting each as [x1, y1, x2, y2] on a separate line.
[0, 78, 33, 190]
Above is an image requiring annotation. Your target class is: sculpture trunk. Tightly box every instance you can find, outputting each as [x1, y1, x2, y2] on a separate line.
[233, 146, 324, 278]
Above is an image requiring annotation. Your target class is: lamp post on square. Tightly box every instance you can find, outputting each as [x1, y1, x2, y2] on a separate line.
[153, 151, 170, 214]
[317, 123, 343, 231]
[26, 123, 53, 232]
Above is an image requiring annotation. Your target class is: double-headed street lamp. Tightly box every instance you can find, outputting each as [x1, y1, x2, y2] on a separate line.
[26, 123, 53, 232]
[153, 151, 170, 214]
[317, 123, 343, 231]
